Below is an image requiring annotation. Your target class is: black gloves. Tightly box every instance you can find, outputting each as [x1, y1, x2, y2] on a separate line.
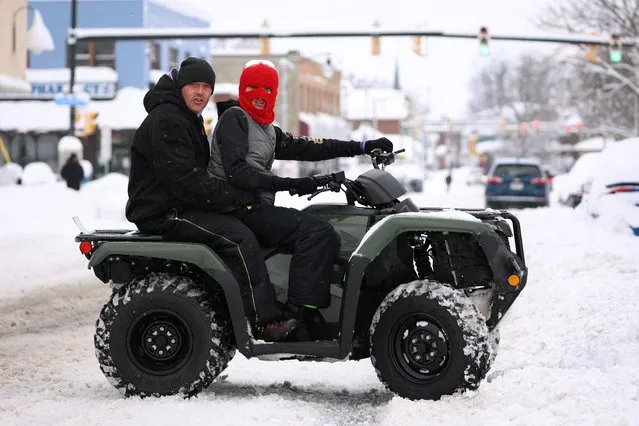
[362, 137, 393, 155]
[272, 176, 319, 196]
[289, 177, 319, 195]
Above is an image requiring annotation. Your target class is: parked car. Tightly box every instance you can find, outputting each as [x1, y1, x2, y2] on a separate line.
[465, 167, 485, 186]
[582, 138, 639, 236]
[485, 157, 550, 209]
[392, 161, 426, 192]
[553, 152, 602, 208]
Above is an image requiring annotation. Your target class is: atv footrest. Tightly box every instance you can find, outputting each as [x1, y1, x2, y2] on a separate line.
[251, 340, 341, 359]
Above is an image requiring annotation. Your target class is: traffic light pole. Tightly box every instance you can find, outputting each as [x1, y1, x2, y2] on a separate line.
[67, 27, 637, 46]
[68, 0, 78, 135]
[65, 26, 637, 134]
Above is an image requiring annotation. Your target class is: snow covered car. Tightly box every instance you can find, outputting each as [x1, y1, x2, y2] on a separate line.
[466, 167, 485, 186]
[391, 161, 426, 192]
[74, 149, 528, 401]
[553, 152, 601, 208]
[582, 138, 639, 236]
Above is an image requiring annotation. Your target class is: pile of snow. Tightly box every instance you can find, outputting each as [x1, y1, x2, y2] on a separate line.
[21, 162, 56, 186]
[80, 173, 129, 221]
[581, 138, 639, 235]
[0, 163, 23, 185]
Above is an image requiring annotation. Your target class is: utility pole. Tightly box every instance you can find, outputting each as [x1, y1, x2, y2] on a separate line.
[68, 0, 78, 134]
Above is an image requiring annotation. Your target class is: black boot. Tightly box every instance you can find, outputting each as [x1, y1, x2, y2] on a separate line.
[285, 304, 332, 341]
[255, 318, 297, 342]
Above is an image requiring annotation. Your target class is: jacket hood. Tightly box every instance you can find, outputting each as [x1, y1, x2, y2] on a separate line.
[216, 99, 240, 118]
[143, 72, 191, 114]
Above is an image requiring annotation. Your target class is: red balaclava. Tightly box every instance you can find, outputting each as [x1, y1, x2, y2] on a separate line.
[238, 61, 279, 125]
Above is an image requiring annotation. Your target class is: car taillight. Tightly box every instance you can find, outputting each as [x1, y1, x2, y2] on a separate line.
[487, 176, 503, 184]
[531, 178, 548, 185]
[79, 241, 93, 254]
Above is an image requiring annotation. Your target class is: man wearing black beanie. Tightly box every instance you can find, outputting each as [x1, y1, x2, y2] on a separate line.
[126, 57, 297, 342]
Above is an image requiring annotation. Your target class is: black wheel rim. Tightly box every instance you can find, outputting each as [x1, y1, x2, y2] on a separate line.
[389, 313, 451, 383]
[127, 309, 194, 376]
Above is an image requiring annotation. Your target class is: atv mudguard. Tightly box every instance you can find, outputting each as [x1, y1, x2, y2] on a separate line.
[88, 241, 256, 355]
[350, 212, 527, 329]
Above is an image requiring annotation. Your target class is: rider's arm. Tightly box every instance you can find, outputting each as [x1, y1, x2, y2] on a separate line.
[145, 112, 253, 211]
[273, 126, 364, 161]
[216, 108, 281, 191]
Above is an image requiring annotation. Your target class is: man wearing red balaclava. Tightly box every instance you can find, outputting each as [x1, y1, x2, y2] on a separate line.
[237, 61, 279, 125]
[208, 59, 394, 342]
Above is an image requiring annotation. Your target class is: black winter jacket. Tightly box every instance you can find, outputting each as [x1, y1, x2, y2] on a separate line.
[214, 99, 364, 193]
[125, 75, 257, 229]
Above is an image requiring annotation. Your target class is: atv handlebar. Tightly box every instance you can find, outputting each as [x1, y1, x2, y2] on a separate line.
[288, 148, 402, 199]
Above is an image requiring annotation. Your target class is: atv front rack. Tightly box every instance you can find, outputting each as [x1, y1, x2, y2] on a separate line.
[418, 208, 525, 266]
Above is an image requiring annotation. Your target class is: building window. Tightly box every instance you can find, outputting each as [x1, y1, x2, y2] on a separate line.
[150, 42, 161, 69]
[71, 40, 116, 69]
[169, 47, 179, 68]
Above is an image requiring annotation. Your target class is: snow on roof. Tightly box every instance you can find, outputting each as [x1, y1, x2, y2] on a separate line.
[0, 86, 223, 133]
[0, 74, 31, 94]
[344, 88, 408, 121]
[94, 87, 149, 130]
[0, 100, 70, 132]
[299, 112, 350, 140]
[26, 67, 118, 84]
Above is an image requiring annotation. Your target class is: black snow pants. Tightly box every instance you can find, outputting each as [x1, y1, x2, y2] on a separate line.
[230, 204, 339, 308]
[136, 209, 282, 327]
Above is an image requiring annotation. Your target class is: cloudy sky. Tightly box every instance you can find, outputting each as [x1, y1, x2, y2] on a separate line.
[159, 0, 568, 118]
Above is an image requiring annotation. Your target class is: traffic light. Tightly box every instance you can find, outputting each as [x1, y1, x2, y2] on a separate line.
[478, 27, 490, 57]
[586, 32, 600, 63]
[411, 35, 422, 55]
[84, 111, 99, 136]
[203, 117, 213, 136]
[519, 122, 529, 134]
[609, 34, 622, 62]
[532, 120, 541, 135]
[371, 20, 381, 56]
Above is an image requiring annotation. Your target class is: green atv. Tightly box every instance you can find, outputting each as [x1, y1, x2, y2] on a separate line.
[74, 149, 527, 400]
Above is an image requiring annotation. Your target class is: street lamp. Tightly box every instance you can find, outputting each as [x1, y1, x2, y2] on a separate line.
[12, 6, 54, 54]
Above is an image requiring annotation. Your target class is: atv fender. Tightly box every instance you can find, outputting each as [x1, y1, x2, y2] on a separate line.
[351, 212, 493, 261]
[88, 241, 254, 356]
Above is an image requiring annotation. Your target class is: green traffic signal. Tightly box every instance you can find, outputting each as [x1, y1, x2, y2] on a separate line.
[609, 49, 623, 63]
[479, 44, 491, 57]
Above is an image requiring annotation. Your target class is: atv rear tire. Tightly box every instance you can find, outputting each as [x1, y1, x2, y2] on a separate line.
[94, 272, 232, 397]
[369, 280, 490, 400]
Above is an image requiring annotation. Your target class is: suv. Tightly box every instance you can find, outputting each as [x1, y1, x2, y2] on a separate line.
[485, 157, 549, 209]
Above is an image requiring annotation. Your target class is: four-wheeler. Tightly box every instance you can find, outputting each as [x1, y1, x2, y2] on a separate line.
[74, 149, 528, 400]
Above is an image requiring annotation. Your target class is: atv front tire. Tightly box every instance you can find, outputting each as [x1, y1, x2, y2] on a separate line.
[369, 280, 491, 400]
[94, 272, 232, 397]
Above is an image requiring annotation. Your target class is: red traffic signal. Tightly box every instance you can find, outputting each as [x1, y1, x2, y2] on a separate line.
[532, 120, 541, 130]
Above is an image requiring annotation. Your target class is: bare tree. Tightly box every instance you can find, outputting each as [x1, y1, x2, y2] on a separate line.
[538, 0, 639, 136]
[468, 53, 560, 122]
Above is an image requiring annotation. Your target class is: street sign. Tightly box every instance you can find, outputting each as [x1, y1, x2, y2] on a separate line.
[54, 92, 89, 107]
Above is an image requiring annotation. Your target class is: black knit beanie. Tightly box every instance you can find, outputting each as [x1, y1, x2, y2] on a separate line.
[176, 57, 216, 89]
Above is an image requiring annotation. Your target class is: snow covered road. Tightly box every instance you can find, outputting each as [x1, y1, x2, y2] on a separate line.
[1, 174, 639, 425]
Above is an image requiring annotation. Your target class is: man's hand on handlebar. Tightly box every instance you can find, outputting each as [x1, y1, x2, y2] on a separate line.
[362, 137, 394, 155]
